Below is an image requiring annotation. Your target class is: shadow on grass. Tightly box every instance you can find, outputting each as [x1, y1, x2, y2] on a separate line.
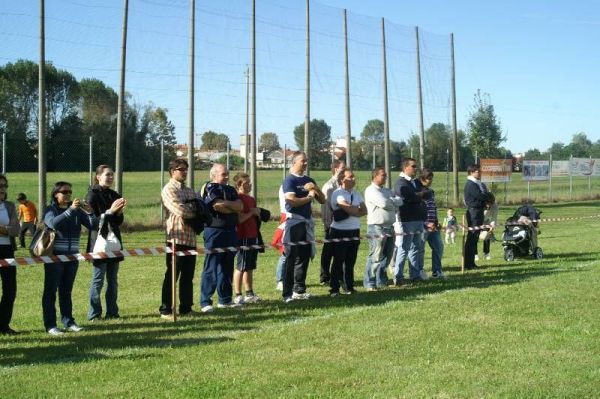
[0, 262, 590, 367]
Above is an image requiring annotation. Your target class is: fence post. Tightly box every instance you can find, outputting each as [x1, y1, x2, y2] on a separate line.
[89, 136, 93, 186]
[160, 139, 164, 223]
[2, 133, 5, 174]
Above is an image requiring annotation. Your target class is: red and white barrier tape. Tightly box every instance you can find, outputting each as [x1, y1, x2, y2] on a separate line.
[465, 214, 600, 232]
[2, 213, 599, 267]
[0, 230, 421, 268]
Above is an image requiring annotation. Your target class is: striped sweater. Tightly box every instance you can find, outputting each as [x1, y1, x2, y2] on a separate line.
[44, 203, 97, 255]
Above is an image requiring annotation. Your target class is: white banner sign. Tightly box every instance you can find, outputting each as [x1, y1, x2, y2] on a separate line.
[523, 160, 550, 181]
[551, 160, 570, 177]
[569, 158, 600, 176]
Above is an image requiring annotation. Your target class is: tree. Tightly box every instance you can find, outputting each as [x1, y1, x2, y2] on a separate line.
[360, 119, 384, 144]
[524, 148, 544, 160]
[293, 119, 332, 169]
[566, 132, 592, 157]
[258, 132, 281, 153]
[467, 90, 505, 158]
[200, 131, 229, 151]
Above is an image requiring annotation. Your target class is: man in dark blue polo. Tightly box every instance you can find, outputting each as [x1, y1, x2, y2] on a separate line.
[200, 163, 243, 312]
[281, 151, 325, 302]
[463, 164, 488, 270]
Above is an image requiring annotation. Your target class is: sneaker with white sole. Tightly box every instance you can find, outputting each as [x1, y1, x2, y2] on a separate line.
[291, 292, 311, 300]
[283, 296, 294, 303]
[66, 324, 83, 332]
[160, 313, 174, 321]
[244, 294, 261, 304]
[201, 305, 214, 313]
[474, 254, 480, 261]
[276, 281, 283, 291]
[217, 302, 242, 309]
[431, 272, 447, 279]
[417, 270, 429, 281]
[484, 254, 491, 260]
[233, 295, 245, 305]
[47, 327, 64, 336]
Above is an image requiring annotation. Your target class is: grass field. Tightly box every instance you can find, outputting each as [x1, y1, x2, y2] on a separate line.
[1, 201, 599, 398]
[3, 170, 599, 229]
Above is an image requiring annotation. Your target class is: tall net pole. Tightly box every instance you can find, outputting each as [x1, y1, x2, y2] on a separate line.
[38, 0, 47, 212]
[187, 0, 195, 189]
[250, 0, 257, 198]
[450, 33, 459, 205]
[343, 9, 352, 169]
[304, 0, 310, 175]
[415, 26, 425, 170]
[381, 17, 391, 187]
[115, 0, 129, 195]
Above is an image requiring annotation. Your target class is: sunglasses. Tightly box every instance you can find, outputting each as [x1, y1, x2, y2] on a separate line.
[57, 190, 72, 195]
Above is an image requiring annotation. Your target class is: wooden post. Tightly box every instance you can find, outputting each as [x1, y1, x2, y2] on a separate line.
[461, 214, 466, 273]
[171, 241, 177, 322]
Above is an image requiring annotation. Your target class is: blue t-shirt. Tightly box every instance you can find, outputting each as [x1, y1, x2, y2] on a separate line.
[282, 173, 315, 219]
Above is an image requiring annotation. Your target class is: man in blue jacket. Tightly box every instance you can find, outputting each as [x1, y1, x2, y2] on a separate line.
[463, 164, 489, 269]
[393, 158, 430, 283]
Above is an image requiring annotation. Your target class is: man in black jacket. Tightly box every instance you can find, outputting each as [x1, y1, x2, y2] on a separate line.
[463, 164, 489, 269]
[393, 158, 430, 283]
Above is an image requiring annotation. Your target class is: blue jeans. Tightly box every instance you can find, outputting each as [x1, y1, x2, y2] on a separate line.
[42, 260, 79, 330]
[201, 227, 236, 307]
[363, 224, 395, 288]
[275, 254, 285, 282]
[88, 260, 120, 320]
[393, 221, 425, 281]
[424, 230, 444, 275]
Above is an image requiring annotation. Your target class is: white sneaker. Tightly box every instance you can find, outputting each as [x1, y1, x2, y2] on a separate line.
[418, 270, 429, 281]
[217, 302, 242, 309]
[244, 294, 261, 304]
[47, 327, 64, 336]
[66, 324, 83, 332]
[484, 254, 491, 260]
[291, 292, 311, 300]
[283, 296, 294, 303]
[233, 295, 245, 305]
[276, 281, 283, 291]
[474, 254, 480, 261]
[201, 305, 214, 313]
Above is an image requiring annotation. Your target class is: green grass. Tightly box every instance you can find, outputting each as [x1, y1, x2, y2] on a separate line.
[1, 201, 599, 397]
[3, 170, 599, 229]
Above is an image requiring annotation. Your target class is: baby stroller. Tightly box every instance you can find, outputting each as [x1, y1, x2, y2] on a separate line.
[501, 204, 543, 261]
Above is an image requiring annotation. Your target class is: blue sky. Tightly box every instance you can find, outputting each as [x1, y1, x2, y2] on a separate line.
[2, 0, 599, 154]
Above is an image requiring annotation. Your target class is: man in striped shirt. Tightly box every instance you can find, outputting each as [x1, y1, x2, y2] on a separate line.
[160, 159, 199, 318]
[419, 168, 445, 279]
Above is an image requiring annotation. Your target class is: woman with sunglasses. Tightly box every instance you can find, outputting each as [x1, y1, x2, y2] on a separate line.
[42, 181, 96, 335]
[86, 165, 127, 322]
[0, 174, 21, 335]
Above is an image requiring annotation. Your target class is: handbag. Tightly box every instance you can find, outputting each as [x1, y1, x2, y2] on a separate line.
[29, 224, 56, 257]
[93, 214, 121, 253]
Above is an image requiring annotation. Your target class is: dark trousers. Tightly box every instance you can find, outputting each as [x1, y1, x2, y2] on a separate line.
[282, 223, 311, 297]
[160, 244, 196, 314]
[465, 208, 484, 268]
[329, 228, 360, 293]
[0, 245, 16, 329]
[19, 222, 36, 248]
[475, 237, 491, 255]
[200, 228, 236, 307]
[319, 227, 333, 283]
[42, 260, 79, 330]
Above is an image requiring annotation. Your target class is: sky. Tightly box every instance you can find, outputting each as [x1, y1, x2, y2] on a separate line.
[1, 0, 599, 154]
